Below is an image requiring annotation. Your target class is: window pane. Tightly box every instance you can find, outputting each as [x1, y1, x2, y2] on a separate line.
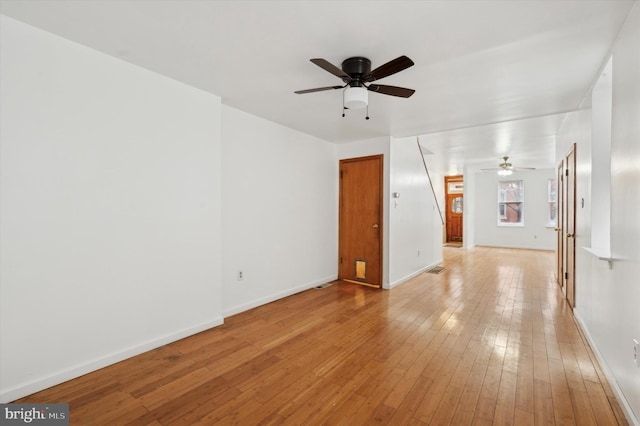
[448, 182, 464, 193]
[451, 196, 463, 213]
[498, 180, 524, 225]
[498, 180, 524, 202]
[548, 179, 557, 202]
[547, 179, 557, 227]
[499, 202, 522, 224]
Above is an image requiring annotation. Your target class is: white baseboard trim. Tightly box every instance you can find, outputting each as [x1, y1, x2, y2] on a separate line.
[385, 259, 443, 290]
[473, 244, 555, 252]
[222, 274, 338, 318]
[574, 311, 639, 426]
[0, 317, 224, 403]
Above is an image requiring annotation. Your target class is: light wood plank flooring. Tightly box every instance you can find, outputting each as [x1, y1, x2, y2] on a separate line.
[16, 247, 628, 425]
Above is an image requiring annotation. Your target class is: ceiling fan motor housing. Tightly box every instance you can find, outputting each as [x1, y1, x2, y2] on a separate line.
[341, 57, 371, 87]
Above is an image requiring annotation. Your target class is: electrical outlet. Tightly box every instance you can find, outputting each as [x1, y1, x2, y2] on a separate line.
[238, 270, 244, 281]
[634, 339, 639, 367]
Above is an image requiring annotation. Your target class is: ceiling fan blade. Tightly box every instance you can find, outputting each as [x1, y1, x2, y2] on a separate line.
[365, 56, 414, 82]
[368, 84, 415, 98]
[294, 85, 344, 94]
[310, 58, 352, 82]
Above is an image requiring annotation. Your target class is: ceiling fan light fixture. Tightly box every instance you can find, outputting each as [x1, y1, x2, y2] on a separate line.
[498, 168, 513, 176]
[344, 86, 368, 109]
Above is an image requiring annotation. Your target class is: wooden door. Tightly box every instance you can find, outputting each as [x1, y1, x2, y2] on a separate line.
[446, 194, 463, 242]
[565, 145, 577, 308]
[339, 155, 383, 287]
[556, 160, 564, 287]
[444, 175, 464, 243]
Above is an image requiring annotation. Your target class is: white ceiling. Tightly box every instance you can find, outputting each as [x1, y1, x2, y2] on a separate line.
[1, 0, 635, 172]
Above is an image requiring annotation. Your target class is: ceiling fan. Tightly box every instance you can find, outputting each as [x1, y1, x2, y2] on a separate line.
[295, 56, 415, 118]
[482, 156, 536, 176]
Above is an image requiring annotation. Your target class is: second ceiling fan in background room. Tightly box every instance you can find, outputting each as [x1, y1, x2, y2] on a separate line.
[295, 56, 415, 119]
[482, 156, 536, 176]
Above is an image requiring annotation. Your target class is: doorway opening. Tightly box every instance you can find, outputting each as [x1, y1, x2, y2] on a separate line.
[444, 175, 464, 245]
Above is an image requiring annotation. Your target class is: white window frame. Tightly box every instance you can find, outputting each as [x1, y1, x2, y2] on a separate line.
[497, 180, 524, 226]
[547, 178, 557, 228]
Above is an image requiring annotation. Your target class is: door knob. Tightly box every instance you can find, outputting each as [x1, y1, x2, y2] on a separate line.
[372, 224, 379, 229]
[554, 228, 561, 231]
[566, 233, 574, 238]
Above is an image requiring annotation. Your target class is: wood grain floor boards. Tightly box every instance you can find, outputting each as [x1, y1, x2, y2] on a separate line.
[14, 247, 629, 425]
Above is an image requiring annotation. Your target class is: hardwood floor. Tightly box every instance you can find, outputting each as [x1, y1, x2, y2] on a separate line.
[17, 247, 628, 425]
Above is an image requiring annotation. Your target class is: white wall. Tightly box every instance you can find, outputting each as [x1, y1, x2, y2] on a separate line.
[221, 106, 338, 316]
[473, 169, 556, 250]
[590, 57, 612, 254]
[388, 137, 443, 288]
[426, 161, 447, 240]
[0, 16, 224, 402]
[609, 5, 640, 418]
[462, 166, 476, 248]
[556, 4, 640, 422]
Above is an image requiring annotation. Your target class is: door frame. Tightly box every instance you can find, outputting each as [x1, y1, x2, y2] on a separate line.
[556, 160, 564, 287]
[338, 155, 384, 288]
[444, 175, 464, 243]
[564, 144, 577, 308]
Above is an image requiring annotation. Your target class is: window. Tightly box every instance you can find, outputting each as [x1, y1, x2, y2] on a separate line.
[547, 179, 557, 227]
[498, 180, 524, 226]
[451, 196, 463, 213]
[447, 182, 464, 194]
